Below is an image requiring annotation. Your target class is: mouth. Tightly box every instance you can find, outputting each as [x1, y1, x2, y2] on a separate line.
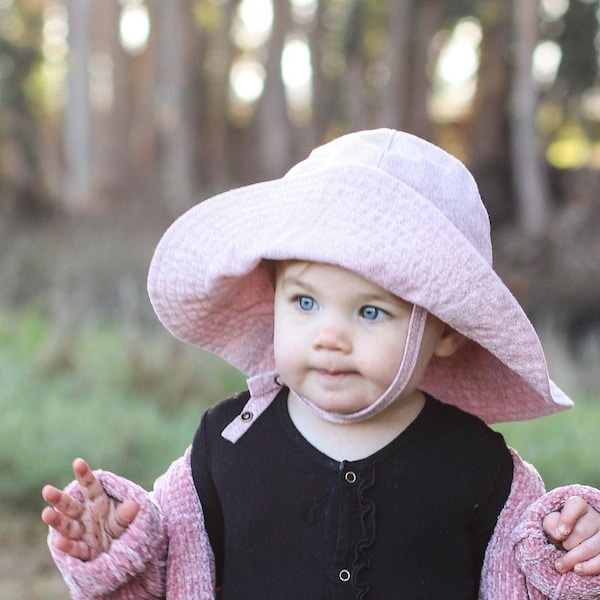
[314, 368, 357, 378]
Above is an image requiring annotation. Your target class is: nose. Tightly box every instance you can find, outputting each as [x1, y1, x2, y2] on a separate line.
[313, 323, 351, 352]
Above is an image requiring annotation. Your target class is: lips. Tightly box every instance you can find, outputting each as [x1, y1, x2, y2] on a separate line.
[313, 367, 357, 378]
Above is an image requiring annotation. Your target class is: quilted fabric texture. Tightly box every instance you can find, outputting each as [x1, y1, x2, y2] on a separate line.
[147, 128, 572, 425]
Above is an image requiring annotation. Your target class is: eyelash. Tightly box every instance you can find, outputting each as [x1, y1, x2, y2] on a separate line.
[293, 296, 388, 321]
[295, 295, 317, 311]
[360, 306, 388, 321]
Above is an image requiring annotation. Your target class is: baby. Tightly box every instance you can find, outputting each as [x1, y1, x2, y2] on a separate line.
[43, 129, 600, 599]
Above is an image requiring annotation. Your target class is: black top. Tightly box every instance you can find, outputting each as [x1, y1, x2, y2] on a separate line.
[191, 388, 513, 600]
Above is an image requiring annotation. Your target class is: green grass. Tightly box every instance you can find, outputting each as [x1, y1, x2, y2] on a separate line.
[494, 402, 600, 491]
[0, 307, 246, 508]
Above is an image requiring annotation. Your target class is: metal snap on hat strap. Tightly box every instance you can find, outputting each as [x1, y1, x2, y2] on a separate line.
[221, 370, 282, 442]
[290, 305, 428, 424]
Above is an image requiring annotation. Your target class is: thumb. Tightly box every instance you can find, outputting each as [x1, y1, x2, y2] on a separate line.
[543, 511, 564, 543]
[106, 499, 139, 539]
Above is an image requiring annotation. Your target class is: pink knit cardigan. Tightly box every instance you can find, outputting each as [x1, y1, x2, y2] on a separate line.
[48, 447, 600, 600]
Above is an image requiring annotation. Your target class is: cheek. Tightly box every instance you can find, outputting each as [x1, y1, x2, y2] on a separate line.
[374, 349, 404, 384]
[273, 304, 297, 375]
[360, 333, 405, 383]
[273, 335, 300, 386]
[273, 329, 287, 370]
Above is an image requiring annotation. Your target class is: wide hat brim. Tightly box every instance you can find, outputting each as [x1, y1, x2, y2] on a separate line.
[148, 129, 572, 424]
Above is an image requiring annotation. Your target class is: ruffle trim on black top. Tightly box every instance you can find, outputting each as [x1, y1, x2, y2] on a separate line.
[352, 467, 376, 599]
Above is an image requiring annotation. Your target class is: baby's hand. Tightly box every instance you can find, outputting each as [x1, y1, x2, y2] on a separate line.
[41, 458, 139, 561]
[543, 495, 600, 575]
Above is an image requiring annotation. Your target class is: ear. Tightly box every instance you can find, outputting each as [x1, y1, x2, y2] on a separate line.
[433, 325, 465, 358]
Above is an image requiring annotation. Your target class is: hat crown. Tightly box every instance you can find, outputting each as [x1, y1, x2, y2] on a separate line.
[286, 129, 492, 264]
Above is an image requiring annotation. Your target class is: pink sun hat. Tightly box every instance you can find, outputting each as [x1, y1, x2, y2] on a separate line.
[147, 128, 572, 431]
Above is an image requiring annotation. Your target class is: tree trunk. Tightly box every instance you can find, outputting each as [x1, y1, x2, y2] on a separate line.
[510, 0, 550, 236]
[305, 0, 328, 148]
[196, 1, 237, 190]
[64, 0, 93, 210]
[406, 0, 444, 139]
[252, 0, 293, 181]
[379, 0, 412, 129]
[283, 0, 325, 158]
[154, 0, 196, 213]
[90, 0, 130, 207]
[128, 1, 161, 212]
[343, 1, 368, 130]
[464, 3, 513, 226]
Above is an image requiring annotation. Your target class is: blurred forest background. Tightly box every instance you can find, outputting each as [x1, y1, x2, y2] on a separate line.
[1, 0, 600, 597]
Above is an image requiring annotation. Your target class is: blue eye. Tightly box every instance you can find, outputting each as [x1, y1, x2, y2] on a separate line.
[361, 306, 386, 320]
[297, 296, 317, 311]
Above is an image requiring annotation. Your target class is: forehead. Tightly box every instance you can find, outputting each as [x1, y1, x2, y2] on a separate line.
[275, 260, 410, 305]
[276, 260, 378, 288]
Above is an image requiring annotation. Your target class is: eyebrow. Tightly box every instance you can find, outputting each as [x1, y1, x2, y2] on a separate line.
[362, 291, 399, 303]
[356, 291, 408, 308]
[278, 274, 405, 306]
[277, 274, 315, 292]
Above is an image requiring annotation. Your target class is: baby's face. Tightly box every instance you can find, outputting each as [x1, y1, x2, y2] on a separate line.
[272, 261, 419, 415]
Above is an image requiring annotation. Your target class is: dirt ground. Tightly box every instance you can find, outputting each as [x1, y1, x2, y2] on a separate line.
[0, 506, 70, 600]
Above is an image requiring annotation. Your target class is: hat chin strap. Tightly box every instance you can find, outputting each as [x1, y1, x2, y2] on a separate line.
[289, 305, 429, 424]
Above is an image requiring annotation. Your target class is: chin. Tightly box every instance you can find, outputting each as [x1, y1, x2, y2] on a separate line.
[292, 381, 377, 414]
[309, 395, 371, 415]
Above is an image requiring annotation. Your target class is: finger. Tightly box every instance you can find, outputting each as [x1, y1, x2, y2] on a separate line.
[41, 505, 61, 528]
[562, 508, 600, 552]
[554, 496, 589, 540]
[543, 511, 562, 544]
[556, 532, 600, 573]
[41, 506, 86, 540]
[42, 485, 84, 520]
[573, 552, 600, 576]
[72, 458, 107, 504]
[53, 535, 97, 561]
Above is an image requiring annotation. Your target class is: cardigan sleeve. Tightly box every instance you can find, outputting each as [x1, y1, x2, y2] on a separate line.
[513, 483, 600, 599]
[47, 447, 216, 600]
[153, 446, 217, 599]
[479, 448, 547, 599]
[480, 448, 600, 600]
[47, 468, 168, 600]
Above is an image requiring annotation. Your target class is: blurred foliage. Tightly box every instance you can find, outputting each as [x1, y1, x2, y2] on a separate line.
[0, 0, 49, 215]
[554, 0, 599, 97]
[495, 402, 600, 491]
[0, 307, 246, 508]
[0, 1, 43, 110]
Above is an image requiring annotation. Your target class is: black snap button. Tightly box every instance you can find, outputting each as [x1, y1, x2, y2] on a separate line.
[339, 569, 351, 582]
[240, 411, 253, 422]
[345, 471, 357, 484]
